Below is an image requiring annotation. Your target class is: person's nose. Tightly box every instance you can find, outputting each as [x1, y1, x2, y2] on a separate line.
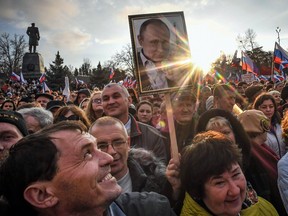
[0, 141, 8, 151]
[182, 104, 192, 112]
[97, 149, 114, 166]
[106, 143, 117, 155]
[106, 97, 115, 105]
[227, 181, 240, 196]
[157, 42, 167, 52]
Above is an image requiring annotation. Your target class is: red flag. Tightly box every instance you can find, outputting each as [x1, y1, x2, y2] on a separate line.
[109, 68, 115, 79]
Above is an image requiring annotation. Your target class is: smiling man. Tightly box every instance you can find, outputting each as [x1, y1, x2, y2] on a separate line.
[89, 116, 167, 194]
[0, 121, 175, 216]
[101, 83, 167, 164]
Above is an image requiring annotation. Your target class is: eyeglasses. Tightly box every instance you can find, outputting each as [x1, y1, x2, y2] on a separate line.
[92, 98, 102, 105]
[97, 140, 127, 152]
[58, 115, 80, 121]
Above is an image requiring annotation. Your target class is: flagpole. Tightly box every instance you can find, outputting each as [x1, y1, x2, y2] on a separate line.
[241, 51, 244, 74]
[271, 42, 276, 82]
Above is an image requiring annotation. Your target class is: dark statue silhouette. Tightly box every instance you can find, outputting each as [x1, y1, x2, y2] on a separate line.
[26, 23, 40, 53]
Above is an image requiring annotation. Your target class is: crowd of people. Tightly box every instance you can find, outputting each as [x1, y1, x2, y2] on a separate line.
[0, 77, 288, 215]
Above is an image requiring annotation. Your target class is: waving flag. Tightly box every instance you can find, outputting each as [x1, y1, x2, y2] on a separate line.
[39, 73, 46, 83]
[258, 75, 269, 81]
[42, 82, 51, 93]
[109, 68, 115, 79]
[274, 42, 288, 75]
[20, 72, 27, 84]
[10, 72, 20, 81]
[63, 76, 70, 101]
[242, 52, 258, 74]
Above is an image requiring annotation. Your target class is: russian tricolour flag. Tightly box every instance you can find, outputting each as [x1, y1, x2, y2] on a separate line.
[274, 42, 288, 75]
[39, 73, 46, 83]
[242, 52, 258, 74]
[10, 72, 20, 81]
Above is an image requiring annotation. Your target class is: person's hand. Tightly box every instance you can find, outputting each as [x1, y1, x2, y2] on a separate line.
[166, 156, 181, 200]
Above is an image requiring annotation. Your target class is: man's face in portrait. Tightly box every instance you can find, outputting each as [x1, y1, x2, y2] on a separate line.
[138, 21, 170, 64]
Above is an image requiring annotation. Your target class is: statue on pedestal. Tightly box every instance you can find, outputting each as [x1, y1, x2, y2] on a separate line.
[26, 23, 40, 53]
[22, 22, 44, 79]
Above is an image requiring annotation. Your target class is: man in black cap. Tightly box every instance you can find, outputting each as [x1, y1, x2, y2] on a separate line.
[35, 93, 54, 109]
[46, 100, 66, 116]
[0, 110, 28, 162]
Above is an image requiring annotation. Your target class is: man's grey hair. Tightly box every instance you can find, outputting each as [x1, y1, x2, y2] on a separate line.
[18, 107, 53, 129]
[102, 83, 130, 98]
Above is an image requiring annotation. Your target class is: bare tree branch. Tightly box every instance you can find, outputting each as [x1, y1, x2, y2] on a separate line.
[0, 33, 27, 74]
[105, 43, 135, 76]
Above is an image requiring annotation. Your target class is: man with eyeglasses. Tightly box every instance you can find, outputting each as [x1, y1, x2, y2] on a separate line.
[89, 116, 167, 194]
[101, 83, 167, 164]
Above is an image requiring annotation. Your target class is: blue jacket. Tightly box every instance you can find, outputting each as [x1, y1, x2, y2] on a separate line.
[278, 152, 288, 214]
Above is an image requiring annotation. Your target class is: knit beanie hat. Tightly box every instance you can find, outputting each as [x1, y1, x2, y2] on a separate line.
[238, 110, 270, 133]
[35, 93, 54, 101]
[245, 85, 263, 102]
[78, 89, 91, 97]
[0, 110, 28, 136]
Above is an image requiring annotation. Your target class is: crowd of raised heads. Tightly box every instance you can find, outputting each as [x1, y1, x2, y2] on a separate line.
[0, 77, 288, 215]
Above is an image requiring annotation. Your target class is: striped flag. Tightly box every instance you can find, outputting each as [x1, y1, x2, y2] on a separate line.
[10, 72, 20, 81]
[20, 72, 27, 84]
[42, 81, 51, 93]
[274, 42, 288, 75]
[242, 52, 258, 74]
[39, 73, 46, 83]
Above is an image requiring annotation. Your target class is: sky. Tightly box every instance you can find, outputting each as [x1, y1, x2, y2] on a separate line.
[1, 0, 288, 73]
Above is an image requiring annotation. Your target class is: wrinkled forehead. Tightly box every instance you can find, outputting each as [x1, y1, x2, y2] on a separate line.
[51, 130, 96, 150]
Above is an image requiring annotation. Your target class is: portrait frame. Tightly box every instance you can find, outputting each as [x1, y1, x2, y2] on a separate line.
[129, 11, 195, 95]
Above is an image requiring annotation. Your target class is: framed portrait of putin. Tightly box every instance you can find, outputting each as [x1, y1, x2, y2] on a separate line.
[129, 11, 195, 95]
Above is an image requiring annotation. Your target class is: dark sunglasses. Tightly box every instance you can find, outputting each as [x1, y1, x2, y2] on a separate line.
[58, 115, 80, 121]
[92, 98, 102, 104]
